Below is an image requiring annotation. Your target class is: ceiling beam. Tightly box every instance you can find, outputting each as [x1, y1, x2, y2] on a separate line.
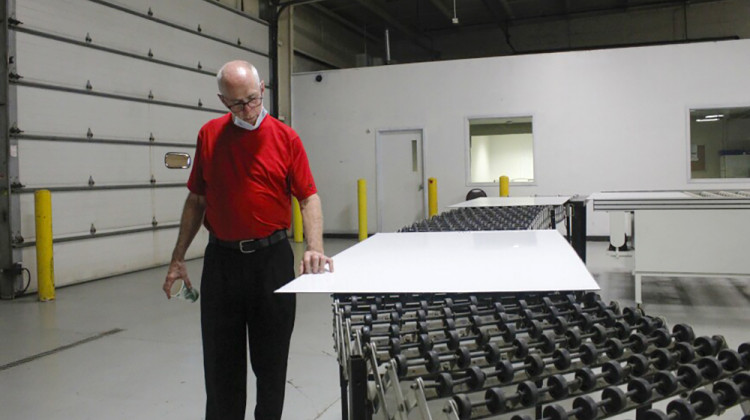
[478, 0, 516, 53]
[497, 0, 515, 19]
[479, 0, 506, 24]
[352, 0, 439, 57]
[426, 0, 453, 20]
[560, 0, 571, 14]
[309, 3, 380, 43]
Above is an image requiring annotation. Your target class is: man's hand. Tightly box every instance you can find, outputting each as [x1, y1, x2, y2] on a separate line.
[299, 250, 334, 274]
[163, 259, 193, 299]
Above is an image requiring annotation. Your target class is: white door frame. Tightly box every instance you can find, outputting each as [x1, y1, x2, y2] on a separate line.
[375, 127, 428, 232]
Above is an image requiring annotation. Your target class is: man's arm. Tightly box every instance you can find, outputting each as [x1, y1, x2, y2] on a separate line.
[163, 192, 206, 298]
[298, 193, 333, 274]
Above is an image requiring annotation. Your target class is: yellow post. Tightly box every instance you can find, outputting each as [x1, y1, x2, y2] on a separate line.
[428, 177, 438, 218]
[357, 179, 367, 241]
[292, 197, 303, 243]
[35, 190, 55, 301]
[499, 175, 510, 197]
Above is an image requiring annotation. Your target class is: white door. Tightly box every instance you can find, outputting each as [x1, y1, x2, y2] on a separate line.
[376, 129, 425, 232]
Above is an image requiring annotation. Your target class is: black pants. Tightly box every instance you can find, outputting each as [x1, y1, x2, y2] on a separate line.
[200, 240, 296, 420]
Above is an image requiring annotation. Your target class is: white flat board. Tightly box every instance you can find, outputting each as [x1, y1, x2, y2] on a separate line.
[589, 191, 750, 211]
[277, 231, 598, 294]
[449, 196, 571, 208]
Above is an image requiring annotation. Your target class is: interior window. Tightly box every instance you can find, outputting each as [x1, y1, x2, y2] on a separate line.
[690, 107, 750, 179]
[468, 116, 535, 184]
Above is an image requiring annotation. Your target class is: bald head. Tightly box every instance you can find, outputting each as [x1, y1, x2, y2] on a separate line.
[216, 60, 261, 95]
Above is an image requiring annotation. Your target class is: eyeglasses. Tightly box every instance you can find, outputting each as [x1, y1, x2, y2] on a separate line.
[223, 95, 263, 112]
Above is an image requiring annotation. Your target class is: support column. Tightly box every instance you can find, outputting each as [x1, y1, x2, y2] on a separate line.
[276, 4, 293, 123]
[1, 0, 22, 299]
[569, 197, 587, 263]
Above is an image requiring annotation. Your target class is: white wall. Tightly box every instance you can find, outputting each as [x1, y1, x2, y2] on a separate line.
[292, 39, 750, 236]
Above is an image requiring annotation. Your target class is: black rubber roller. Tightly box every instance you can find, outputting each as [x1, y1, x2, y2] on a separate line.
[451, 383, 503, 420]
[495, 353, 545, 383]
[565, 324, 610, 347]
[648, 341, 696, 370]
[689, 389, 720, 417]
[733, 372, 750, 397]
[387, 333, 433, 357]
[416, 317, 455, 335]
[649, 323, 695, 347]
[666, 397, 698, 420]
[695, 356, 724, 381]
[454, 343, 502, 368]
[543, 404, 571, 420]
[717, 348, 745, 372]
[713, 379, 742, 407]
[575, 361, 628, 392]
[571, 380, 650, 420]
[653, 363, 703, 395]
[436, 366, 486, 395]
[738, 342, 750, 368]
[552, 342, 598, 370]
[693, 335, 725, 357]
[393, 353, 428, 377]
[571, 395, 600, 420]
[452, 393, 473, 420]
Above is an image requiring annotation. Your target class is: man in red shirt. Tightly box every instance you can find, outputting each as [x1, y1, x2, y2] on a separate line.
[162, 60, 332, 420]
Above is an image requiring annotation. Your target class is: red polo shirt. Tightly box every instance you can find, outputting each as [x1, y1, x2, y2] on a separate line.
[187, 113, 317, 241]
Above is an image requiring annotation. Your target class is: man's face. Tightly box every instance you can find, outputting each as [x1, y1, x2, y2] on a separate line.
[219, 80, 265, 124]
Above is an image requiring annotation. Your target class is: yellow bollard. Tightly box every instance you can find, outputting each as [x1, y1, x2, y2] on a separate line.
[428, 177, 438, 218]
[35, 190, 55, 301]
[357, 179, 367, 241]
[499, 175, 510, 197]
[292, 197, 304, 243]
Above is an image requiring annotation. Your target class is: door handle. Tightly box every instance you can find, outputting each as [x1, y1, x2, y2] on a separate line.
[418, 184, 424, 191]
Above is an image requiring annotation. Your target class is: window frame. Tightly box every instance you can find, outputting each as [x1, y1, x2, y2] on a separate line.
[686, 104, 750, 184]
[464, 114, 538, 187]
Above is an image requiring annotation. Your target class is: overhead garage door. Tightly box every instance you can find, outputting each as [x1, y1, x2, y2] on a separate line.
[8, 0, 270, 292]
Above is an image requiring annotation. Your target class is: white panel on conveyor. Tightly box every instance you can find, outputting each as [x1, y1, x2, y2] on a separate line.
[277, 230, 598, 294]
[589, 190, 750, 210]
[449, 196, 571, 208]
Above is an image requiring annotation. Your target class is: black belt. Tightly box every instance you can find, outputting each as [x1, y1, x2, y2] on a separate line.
[209, 230, 288, 254]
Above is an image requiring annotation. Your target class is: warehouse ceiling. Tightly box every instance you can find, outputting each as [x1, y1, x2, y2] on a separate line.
[295, 0, 736, 64]
[310, 0, 716, 36]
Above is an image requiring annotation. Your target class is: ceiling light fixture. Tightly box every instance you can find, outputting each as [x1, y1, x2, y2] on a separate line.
[452, 0, 459, 24]
[696, 118, 720, 122]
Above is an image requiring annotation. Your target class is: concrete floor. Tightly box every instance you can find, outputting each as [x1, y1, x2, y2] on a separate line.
[0, 239, 748, 419]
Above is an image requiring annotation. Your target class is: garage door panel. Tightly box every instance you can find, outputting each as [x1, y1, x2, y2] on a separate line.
[15, 32, 219, 106]
[21, 228, 209, 290]
[16, 0, 270, 78]
[18, 140, 152, 186]
[152, 187, 192, 225]
[16, 87, 219, 142]
[121, 0, 269, 54]
[19, 189, 156, 238]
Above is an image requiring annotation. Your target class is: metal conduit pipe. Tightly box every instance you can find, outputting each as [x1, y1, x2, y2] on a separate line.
[88, 0, 269, 57]
[269, 0, 329, 117]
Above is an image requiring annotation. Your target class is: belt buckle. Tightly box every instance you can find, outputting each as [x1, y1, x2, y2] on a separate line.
[238, 239, 257, 254]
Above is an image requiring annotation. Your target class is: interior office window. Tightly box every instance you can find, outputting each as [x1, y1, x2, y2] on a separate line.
[690, 107, 750, 179]
[468, 116, 535, 184]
